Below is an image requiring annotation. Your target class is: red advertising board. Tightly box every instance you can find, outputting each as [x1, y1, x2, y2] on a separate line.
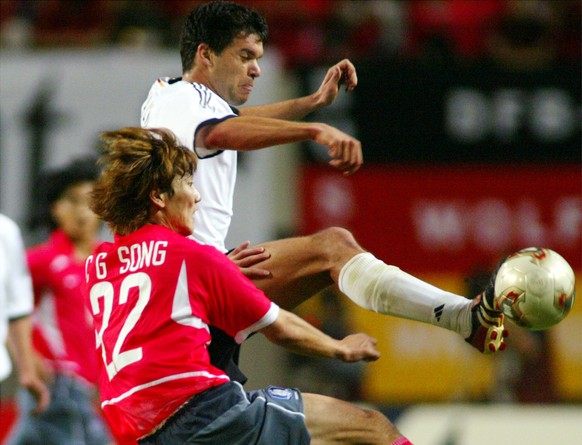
[299, 163, 581, 275]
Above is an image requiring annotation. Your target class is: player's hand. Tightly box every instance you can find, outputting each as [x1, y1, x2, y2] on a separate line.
[227, 241, 272, 278]
[315, 124, 363, 175]
[314, 59, 358, 108]
[33, 351, 54, 385]
[19, 372, 50, 414]
[338, 333, 380, 362]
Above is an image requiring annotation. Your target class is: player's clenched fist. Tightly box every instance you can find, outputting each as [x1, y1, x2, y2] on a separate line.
[314, 123, 363, 175]
[337, 333, 381, 362]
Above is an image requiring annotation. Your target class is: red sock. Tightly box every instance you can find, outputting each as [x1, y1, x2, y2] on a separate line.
[392, 438, 414, 445]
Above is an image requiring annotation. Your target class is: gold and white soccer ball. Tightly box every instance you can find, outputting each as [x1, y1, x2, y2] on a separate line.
[494, 247, 576, 330]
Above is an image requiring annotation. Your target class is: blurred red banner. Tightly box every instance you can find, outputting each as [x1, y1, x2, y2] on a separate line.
[299, 163, 581, 274]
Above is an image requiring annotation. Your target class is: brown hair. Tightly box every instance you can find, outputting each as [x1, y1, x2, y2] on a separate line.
[91, 127, 197, 235]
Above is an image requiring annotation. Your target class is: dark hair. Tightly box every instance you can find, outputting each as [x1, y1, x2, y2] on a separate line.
[29, 157, 99, 230]
[91, 127, 198, 236]
[45, 157, 99, 204]
[180, 1, 268, 72]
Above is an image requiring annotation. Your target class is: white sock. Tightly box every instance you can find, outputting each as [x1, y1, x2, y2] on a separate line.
[338, 252, 473, 338]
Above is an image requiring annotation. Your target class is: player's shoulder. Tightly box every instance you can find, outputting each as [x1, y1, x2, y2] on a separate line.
[27, 230, 68, 258]
[146, 77, 188, 99]
[181, 237, 227, 262]
[150, 77, 203, 95]
[26, 242, 52, 259]
[92, 239, 115, 256]
[129, 225, 208, 256]
[165, 79, 227, 106]
[0, 214, 24, 256]
[145, 78, 231, 115]
[25, 230, 59, 257]
[0, 213, 20, 237]
[173, 237, 235, 275]
[107, 225, 228, 266]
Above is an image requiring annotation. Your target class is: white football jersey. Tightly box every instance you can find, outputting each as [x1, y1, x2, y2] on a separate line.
[0, 213, 34, 380]
[141, 78, 238, 253]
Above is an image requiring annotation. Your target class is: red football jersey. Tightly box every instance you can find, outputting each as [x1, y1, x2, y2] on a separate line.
[83, 224, 277, 443]
[28, 229, 100, 385]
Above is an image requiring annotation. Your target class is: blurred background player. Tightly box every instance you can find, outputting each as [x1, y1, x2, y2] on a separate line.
[6, 159, 114, 445]
[141, 0, 507, 387]
[0, 213, 50, 416]
[86, 126, 413, 445]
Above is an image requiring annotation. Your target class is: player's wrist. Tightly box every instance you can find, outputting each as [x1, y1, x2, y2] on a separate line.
[305, 122, 326, 142]
[334, 340, 353, 362]
[309, 91, 328, 111]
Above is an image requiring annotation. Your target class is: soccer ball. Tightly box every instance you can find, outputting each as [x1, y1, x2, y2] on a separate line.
[494, 247, 576, 330]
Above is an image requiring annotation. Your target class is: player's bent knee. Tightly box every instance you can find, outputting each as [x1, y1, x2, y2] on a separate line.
[316, 227, 364, 279]
[318, 226, 361, 251]
[363, 407, 401, 441]
[351, 409, 402, 444]
[304, 394, 402, 445]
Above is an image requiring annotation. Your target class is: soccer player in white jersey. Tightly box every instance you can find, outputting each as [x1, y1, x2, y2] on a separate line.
[0, 214, 49, 415]
[85, 126, 414, 445]
[141, 1, 507, 385]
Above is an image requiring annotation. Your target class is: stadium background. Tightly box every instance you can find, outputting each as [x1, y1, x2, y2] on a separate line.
[0, 1, 580, 444]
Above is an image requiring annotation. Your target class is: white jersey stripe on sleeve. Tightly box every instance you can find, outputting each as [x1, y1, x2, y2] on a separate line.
[234, 303, 279, 344]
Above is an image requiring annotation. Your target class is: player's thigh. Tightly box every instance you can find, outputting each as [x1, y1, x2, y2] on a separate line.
[251, 230, 361, 309]
[250, 236, 334, 309]
[302, 393, 402, 445]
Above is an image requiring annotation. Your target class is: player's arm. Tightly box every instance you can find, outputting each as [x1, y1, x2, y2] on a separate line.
[4, 224, 51, 413]
[203, 115, 321, 150]
[8, 316, 51, 413]
[260, 308, 380, 363]
[200, 115, 362, 175]
[240, 59, 357, 120]
[208, 252, 375, 362]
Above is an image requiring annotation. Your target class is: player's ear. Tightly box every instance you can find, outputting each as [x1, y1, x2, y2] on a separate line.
[197, 43, 214, 68]
[150, 189, 166, 209]
[49, 200, 64, 227]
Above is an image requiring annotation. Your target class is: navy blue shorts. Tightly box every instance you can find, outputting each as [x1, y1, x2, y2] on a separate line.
[139, 381, 310, 445]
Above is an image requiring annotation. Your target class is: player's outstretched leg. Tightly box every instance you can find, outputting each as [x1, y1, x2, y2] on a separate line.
[252, 227, 507, 354]
[337, 249, 508, 354]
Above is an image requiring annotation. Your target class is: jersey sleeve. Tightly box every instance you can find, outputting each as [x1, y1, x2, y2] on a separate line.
[194, 115, 238, 159]
[1, 218, 34, 319]
[190, 245, 278, 344]
[141, 79, 237, 158]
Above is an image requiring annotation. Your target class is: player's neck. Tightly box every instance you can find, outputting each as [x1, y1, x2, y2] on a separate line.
[183, 69, 204, 85]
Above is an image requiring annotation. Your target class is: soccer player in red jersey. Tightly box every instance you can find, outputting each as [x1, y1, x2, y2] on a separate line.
[85, 126, 414, 445]
[7, 159, 113, 445]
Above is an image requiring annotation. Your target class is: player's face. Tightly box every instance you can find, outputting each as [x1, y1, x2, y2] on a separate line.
[51, 181, 100, 244]
[210, 33, 263, 106]
[161, 174, 201, 237]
